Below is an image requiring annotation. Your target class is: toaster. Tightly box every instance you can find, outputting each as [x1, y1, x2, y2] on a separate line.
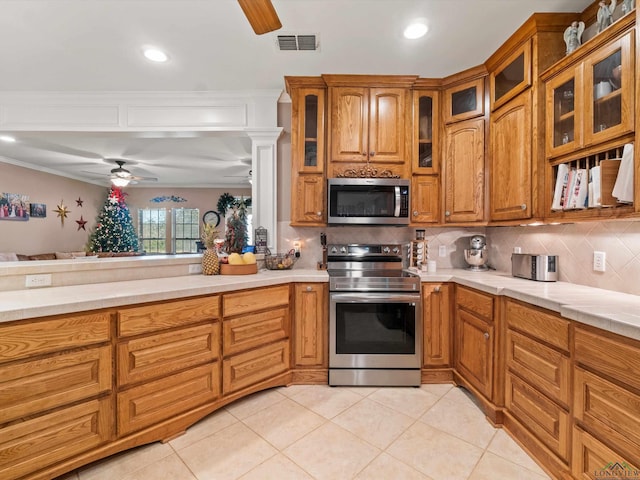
[511, 254, 558, 282]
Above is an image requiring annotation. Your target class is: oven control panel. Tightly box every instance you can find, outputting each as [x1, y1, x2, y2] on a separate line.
[327, 244, 402, 258]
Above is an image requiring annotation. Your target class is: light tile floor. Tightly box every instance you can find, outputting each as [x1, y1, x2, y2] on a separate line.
[57, 384, 551, 480]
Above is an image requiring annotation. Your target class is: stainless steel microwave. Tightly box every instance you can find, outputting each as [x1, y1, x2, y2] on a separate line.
[327, 178, 410, 225]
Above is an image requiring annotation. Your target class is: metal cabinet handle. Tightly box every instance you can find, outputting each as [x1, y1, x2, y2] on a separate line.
[445, 211, 451, 217]
[483, 332, 490, 340]
[521, 204, 527, 210]
[370, 152, 375, 157]
[306, 286, 313, 292]
[316, 211, 322, 216]
[362, 152, 367, 156]
[433, 286, 441, 293]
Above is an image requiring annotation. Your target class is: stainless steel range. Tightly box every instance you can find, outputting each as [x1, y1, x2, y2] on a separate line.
[328, 244, 422, 386]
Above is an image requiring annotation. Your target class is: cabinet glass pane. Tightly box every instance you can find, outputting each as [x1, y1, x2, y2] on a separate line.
[592, 50, 622, 134]
[451, 86, 477, 116]
[304, 94, 318, 167]
[494, 53, 525, 102]
[553, 79, 575, 148]
[418, 96, 433, 168]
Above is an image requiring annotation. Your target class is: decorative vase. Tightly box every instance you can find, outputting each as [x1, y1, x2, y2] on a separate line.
[201, 248, 220, 275]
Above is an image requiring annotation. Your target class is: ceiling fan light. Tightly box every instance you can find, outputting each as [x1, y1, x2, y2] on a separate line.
[111, 177, 131, 187]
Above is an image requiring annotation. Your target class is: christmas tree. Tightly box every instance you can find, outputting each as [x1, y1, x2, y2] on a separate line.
[88, 187, 139, 253]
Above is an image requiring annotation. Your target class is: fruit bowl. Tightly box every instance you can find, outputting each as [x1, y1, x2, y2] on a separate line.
[264, 249, 297, 270]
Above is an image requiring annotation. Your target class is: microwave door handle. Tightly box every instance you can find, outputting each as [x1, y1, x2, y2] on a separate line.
[394, 186, 401, 217]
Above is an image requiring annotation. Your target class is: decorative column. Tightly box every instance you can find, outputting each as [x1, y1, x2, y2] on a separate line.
[247, 129, 283, 253]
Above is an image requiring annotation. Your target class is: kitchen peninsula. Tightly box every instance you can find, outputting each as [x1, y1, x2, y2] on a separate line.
[1, 257, 640, 479]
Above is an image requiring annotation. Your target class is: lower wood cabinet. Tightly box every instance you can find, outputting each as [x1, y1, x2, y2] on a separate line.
[293, 283, 327, 367]
[411, 175, 440, 224]
[223, 340, 290, 394]
[422, 283, 451, 367]
[0, 398, 112, 480]
[572, 427, 640, 480]
[454, 286, 495, 400]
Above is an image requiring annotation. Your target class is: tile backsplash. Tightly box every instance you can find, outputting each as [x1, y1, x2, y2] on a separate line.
[487, 221, 640, 296]
[281, 220, 640, 296]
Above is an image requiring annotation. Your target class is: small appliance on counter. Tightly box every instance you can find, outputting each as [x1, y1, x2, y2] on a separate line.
[464, 235, 489, 271]
[512, 254, 558, 282]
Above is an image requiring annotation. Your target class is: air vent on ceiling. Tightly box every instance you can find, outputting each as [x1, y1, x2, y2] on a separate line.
[276, 34, 319, 51]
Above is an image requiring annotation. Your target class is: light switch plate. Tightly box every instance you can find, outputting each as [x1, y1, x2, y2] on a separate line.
[438, 245, 447, 257]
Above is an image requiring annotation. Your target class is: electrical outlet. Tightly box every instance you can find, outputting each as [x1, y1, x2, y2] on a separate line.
[513, 246, 522, 254]
[593, 251, 606, 272]
[438, 245, 447, 257]
[25, 274, 52, 288]
[188, 264, 202, 274]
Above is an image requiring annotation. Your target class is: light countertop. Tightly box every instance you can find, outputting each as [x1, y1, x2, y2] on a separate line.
[1, 267, 639, 342]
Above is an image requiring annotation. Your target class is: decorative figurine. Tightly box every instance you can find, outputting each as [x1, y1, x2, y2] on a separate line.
[563, 21, 585, 54]
[597, 0, 617, 33]
[622, 0, 635, 14]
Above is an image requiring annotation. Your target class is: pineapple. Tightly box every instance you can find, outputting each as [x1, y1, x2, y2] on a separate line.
[201, 223, 220, 275]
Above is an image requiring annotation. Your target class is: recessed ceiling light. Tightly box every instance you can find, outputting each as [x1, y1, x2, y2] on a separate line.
[143, 48, 168, 62]
[0, 135, 16, 143]
[404, 22, 428, 40]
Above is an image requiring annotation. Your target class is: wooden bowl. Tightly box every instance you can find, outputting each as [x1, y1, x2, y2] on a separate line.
[220, 263, 258, 275]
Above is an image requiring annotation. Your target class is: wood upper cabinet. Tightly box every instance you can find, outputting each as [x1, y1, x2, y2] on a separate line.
[443, 117, 485, 223]
[545, 28, 634, 159]
[422, 283, 452, 367]
[411, 175, 440, 224]
[293, 283, 327, 367]
[489, 89, 532, 221]
[412, 89, 439, 174]
[454, 286, 495, 400]
[490, 39, 531, 111]
[323, 75, 417, 179]
[443, 77, 484, 124]
[286, 77, 328, 226]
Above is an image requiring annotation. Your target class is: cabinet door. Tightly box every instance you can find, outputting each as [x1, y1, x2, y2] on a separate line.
[546, 65, 584, 158]
[423, 283, 451, 367]
[330, 86, 369, 162]
[572, 427, 640, 480]
[455, 308, 494, 399]
[444, 78, 484, 124]
[490, 90, 532, 221]
[583, 30, 634, 147]
[413, 90, 439, 174]
[490, 39, 531, 111]
[411, 175, 440, 224]
[291, 174, 325, 225]
[223, 340, 289, 394]
[292, 88, 326, 173]
[368, 87, 407, 164]
[444, 117, 485, 223]
[294, 283, 327, 367]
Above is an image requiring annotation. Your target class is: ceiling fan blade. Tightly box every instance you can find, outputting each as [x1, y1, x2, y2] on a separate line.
[237, 0, 282, 35]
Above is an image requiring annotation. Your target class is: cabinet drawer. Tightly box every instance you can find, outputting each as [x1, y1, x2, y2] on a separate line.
[506, 329, 570, 406]
[0, 312, 110, 362]
[223, 285, 290, 317]
[505, 300, 569, 351]
[572, 427, 639, 480]
[118, 323, 220, 387]
[223, 340, 290, 394]
[0, 345, 111, 424]
[223, 307, 289, 357]
[575, 326, 640, 392]
[574, 367, 640, 463]
[506, 373, 570, 461]
[0, 398, 111, 480]
[118, 296, 220, 337]
[456, 286, 493, 320]
[117, 362, 220, 436]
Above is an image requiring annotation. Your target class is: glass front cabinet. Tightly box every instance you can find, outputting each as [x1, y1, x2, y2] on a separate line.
[413, 89, 439, 174]
[545, 29, 634, 159]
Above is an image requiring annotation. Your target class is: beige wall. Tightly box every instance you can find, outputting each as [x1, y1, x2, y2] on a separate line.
[0, 161, 251, 255]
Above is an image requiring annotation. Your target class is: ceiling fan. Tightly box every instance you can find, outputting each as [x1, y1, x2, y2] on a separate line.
[104, 160, 158, 187]
[237, 0, 282, 35]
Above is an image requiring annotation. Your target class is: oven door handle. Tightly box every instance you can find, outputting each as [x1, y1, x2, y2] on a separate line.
[331, 292, 420, 303]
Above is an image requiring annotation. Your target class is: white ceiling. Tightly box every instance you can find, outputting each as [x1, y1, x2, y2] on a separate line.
[0, 0, 593, 187]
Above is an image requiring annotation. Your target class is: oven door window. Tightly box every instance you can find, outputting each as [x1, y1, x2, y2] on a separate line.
[335, 302, 416, 355]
